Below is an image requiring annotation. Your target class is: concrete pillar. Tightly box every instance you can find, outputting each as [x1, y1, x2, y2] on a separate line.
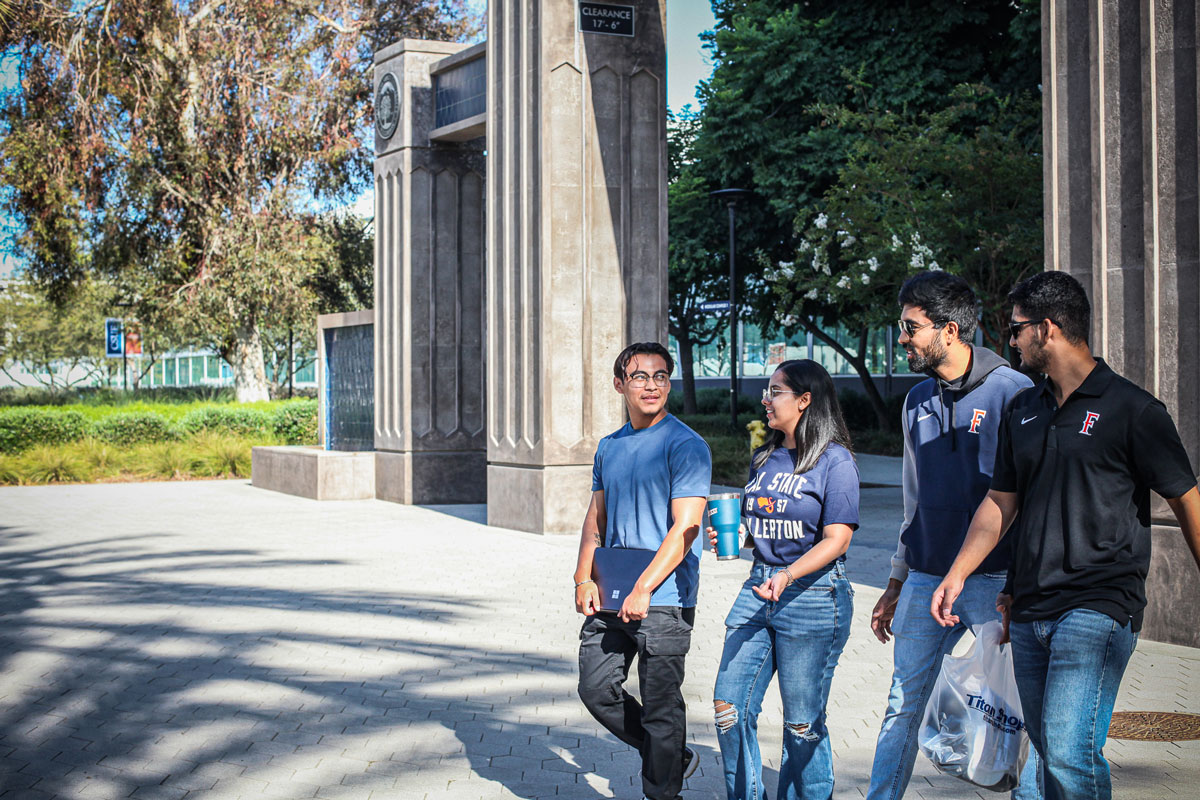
[1042, 0, 1199, 645]
[486, 1, 669, 533]
[374, 40, 487, 504]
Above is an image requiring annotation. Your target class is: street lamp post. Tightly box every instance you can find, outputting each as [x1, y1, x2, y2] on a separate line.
[710, 188, 751, 427]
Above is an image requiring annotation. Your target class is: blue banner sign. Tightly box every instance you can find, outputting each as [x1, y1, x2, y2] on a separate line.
[105, 318, 124, 358]
[697, 300, 731, 313]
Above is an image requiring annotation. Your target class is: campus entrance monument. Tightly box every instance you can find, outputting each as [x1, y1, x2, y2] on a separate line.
[371, 1, 668, 531]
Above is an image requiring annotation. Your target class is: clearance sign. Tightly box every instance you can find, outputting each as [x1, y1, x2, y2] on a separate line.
[579, 2, 635, 37]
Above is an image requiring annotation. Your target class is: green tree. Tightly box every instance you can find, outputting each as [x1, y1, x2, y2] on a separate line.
[0, 278, 109, 388]
[261, 212, 374, 397]
[668, 110, 729, 414]
[699, 0, 1039, 220]
[0, 0, 475, 401]
[692, 0, 1041, 425]
[310, 212, 375, 315]
[766, 87, 1043, 427]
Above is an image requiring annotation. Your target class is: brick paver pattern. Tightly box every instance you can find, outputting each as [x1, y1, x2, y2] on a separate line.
[0, 479, 1197, 799]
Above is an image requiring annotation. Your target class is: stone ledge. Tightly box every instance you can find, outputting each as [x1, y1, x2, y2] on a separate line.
[251, 446, 375, 501]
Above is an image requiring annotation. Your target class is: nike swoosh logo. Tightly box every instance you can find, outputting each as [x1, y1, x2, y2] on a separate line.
[1021, 416, 1038, 424]
[917, 413, 934, 422]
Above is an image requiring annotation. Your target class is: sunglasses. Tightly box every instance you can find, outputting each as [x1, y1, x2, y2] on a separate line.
[897, 318, 944, 338]
[1008, 318, 1055, 339]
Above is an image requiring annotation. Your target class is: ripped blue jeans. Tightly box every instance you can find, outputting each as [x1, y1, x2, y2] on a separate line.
[713, 561, 853, 800]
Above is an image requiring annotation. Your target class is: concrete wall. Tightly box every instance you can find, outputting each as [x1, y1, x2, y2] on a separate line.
[251, 447, 376, 501]
[374, 40, 487, 504]
[1043, 0, 1199, 645]
[486, 0, 669, 533]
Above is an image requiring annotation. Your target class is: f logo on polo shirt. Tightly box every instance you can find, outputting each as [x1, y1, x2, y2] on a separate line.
[969, 409, 986, 434]
[1080, 411, 1100, 435]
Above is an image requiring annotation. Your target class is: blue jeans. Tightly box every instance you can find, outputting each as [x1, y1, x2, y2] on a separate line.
[713, 561, 853, 800]
[1009, 609, 1137, 800]
[866, 570, 1042, 800]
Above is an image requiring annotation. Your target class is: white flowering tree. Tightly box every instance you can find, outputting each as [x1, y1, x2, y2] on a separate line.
[764, 212, 913, 430]
[766, 86, 1043, 429]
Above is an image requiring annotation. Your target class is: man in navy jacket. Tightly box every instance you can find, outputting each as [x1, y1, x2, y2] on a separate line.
[866, 272, 1040, 800]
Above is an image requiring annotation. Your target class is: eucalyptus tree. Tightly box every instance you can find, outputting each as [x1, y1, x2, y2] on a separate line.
[0, 0, 475, 400]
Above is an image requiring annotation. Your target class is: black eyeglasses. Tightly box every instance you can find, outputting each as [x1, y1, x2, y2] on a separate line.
[624, 371, 671, 388]
[1008, 318, 1048, 339]
[897, 318, 944, 338]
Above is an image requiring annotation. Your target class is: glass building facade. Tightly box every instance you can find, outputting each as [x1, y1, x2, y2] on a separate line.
[671, 321, 913, 379]
[119, 350, 317, 389]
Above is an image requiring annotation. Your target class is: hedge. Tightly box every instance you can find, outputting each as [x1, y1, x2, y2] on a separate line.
[668, 387, 759, 416]
[0, 400, 319, 453]
[272, 400, 318, 445]
[92, 412, 176, 447]
[0, 408, 91, 454]
[177, 406, 274, 438]
[0, 385, 236, 407]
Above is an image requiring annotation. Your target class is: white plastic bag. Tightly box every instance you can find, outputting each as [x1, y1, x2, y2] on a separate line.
[918, 620, 1030, 791]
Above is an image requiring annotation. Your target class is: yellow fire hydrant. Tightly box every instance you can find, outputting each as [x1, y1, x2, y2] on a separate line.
[746, 419, 767, 452]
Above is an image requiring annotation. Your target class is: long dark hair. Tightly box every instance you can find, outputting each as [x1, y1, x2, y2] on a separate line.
[752, 359, 853, 474]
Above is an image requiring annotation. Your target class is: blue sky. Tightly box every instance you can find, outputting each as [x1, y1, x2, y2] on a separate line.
[0, 3, 718, 270]
[667, 0, 717, 113]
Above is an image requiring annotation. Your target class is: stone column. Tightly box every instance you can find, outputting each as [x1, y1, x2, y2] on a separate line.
[1043, 0, 1199, 645]
[486, 1, 669, 533]
[374, 40, 487, 504]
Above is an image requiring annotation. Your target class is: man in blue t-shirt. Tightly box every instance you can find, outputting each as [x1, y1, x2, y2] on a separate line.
[573, 342, 712, 800]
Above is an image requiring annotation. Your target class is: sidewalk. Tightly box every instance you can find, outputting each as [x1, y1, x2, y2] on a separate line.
[0, 477, 1196, 800]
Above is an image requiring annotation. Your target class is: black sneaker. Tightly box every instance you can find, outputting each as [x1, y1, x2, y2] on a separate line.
[682, 746, 698, 779]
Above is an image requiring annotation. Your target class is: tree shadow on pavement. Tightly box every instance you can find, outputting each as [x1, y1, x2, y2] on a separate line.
[0, 526, 635, 800]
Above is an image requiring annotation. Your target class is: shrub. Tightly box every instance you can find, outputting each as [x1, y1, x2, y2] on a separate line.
[850, 428, 904, 457]
[134, 442, 201, 480]
[177, 406, 272, 438]
[194, 433, 253, 478]
[669, 387, 759, 415]
[92, 412, 175, 446]
[675, 413, 761, 439]
[0, 453, 21, 484]
[77, 438, 126, 473]
[17, 445, 92, 483]
[836, 389, 876, 430]
[0, 408, 91, 453]
[708, 434, 752, 487]
[0, 385, 235, 407]
[836, 389, 908, 431]
[271, 386, 318, 400]
[271, 400, 318, 445]
[0, 387, 74, 407]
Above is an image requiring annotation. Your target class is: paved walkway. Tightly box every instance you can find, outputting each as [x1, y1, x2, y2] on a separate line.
[0, 474, 1197, 799]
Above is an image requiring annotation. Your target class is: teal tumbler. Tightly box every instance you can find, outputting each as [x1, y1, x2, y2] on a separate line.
[707, 493, 743, 561]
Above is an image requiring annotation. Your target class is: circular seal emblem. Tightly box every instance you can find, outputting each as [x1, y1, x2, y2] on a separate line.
[375, 72, 400, 140]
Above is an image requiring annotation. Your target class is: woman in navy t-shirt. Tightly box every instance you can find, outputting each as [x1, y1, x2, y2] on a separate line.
[708, 359, 859, 800]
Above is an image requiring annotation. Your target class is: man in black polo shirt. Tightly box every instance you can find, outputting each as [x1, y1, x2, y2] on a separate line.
[930, 271, 1200, 800]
